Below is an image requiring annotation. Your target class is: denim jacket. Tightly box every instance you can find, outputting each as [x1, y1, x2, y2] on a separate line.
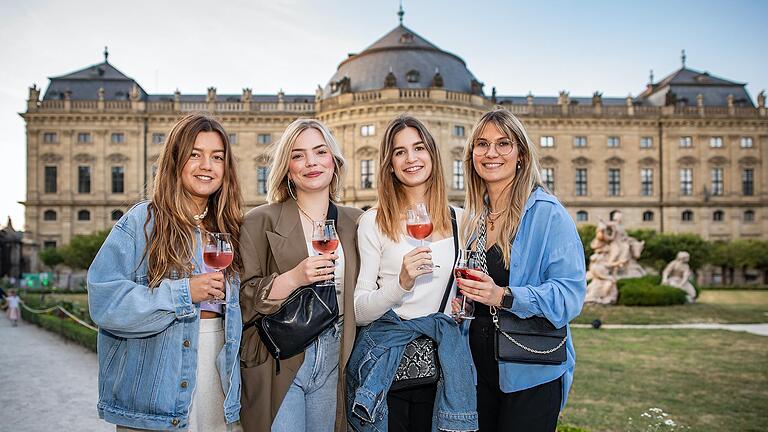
[468, 188, 586, 410]
[346, 310, 478, 432]
[87, 201, 242, 430]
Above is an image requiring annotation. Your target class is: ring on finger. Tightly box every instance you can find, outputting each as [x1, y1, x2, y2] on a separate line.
[315, 269, 320, 276]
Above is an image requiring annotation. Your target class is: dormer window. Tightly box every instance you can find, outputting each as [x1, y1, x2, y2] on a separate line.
[406, 70, 420, 83]
[399, 33, 414, 44]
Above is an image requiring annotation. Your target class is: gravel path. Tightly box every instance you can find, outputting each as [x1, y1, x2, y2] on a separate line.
[0, 314, 110, 432]
[571, 322, 768, 336]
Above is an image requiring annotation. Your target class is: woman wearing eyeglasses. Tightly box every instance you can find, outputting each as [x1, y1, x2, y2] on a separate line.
[453, 109, 586, 432]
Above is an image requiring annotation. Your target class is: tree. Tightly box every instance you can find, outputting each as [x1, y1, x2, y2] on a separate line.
[38, 246, 65, 286]
[61, 230, 110, 270]
[577, 224, 596, 267]
[641, 233, 709, 273]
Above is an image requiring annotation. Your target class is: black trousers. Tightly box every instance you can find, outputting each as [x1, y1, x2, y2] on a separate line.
[469, 316, 562, 432]
[386, 382, 437, 432]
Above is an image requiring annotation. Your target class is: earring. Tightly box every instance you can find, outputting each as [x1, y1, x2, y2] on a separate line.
[287, 178, 297, 201]
[332, 171, 341, 198]
[517, 160, 522, 170]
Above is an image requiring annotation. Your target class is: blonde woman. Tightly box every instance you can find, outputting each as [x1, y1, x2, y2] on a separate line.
[353, 115, 465, 432]
[454, 109, 586, 432]
[239, 119, 362, 432]
[88, 113, 244, 431]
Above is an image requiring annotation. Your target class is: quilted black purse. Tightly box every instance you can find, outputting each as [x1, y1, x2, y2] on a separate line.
[254, 203, 340, 373]
[491, 307, 567, 365]
[390, 207, 458, 391]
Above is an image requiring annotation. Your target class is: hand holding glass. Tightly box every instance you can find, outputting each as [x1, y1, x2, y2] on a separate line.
[452, 249, 479, 320]
[203, 232, 233, 304]
[312, 220, 339, 287]
[406, 203, 438, 270]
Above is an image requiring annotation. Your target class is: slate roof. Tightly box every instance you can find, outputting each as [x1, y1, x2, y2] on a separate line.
[323, 25, 481, 97]
[43, 61, 147, 101]
[636, 67, 753, 107]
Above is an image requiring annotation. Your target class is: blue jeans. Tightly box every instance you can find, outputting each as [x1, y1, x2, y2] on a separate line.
[272, 321, 342, 432]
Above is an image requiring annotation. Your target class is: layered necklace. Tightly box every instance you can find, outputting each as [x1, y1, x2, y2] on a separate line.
[487, 207, 506, 231]
[296, 200, 326, 225]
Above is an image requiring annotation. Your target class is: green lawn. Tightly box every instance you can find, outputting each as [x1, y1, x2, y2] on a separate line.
[561, 328, 768, 432]
[574, 290, 768, 325]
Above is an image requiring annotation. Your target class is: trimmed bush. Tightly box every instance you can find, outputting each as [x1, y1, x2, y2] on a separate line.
[557, 425, 589, 432]
[19, 295, 97, 352]
[617, 277, 687, 306]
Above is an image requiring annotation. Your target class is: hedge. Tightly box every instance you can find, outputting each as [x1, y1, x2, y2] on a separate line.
[20, 295, 97, 352]
[617, 276, 688, 306]
[557, 425, 589, 432]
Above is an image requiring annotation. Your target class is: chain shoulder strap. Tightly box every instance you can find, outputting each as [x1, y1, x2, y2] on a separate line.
[490, 306, 568, 355]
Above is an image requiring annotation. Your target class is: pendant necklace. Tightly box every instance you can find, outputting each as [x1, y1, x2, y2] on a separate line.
[192, 207, 208, 224]
[487, 208, 505, 231]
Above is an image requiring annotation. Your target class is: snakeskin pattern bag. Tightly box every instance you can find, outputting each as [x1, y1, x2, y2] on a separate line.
[390, 208, 458, 392]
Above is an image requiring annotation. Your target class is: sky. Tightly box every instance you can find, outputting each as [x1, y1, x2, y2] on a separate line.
[1, 0, 766, 230]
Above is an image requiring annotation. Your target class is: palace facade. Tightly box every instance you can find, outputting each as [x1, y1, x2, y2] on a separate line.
[22, 23, 767, 254]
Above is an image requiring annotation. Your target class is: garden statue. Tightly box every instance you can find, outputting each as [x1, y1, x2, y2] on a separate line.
[661, 251, 697, 303]
[590, 211, 646, 279]
[585, 253, 618, 304]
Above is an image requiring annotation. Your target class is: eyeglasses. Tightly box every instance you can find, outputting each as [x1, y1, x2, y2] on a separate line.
[472, 139, 515, 156]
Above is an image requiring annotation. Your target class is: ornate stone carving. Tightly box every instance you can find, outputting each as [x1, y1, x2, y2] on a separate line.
[450, 146, 464, 159]
[638, 156, 658, 166]
[356, 145, 378, 158]
[676, 156, 698, 166]
[254, 153, 270, 164]
[572, 156, 591, 166]
[661, 251, 697, 303]
[74, 153, 97, 163]
[738, 156, 760, 166]
[106, 153, 129, 163]
[431, 69, 444, 88]
[707, 155, 729, 165]
[605, 156, 625, 166]
[207, 87, 217, 103]
[384, 71, 397, 88]
[540, 155, 558, 165]
[39, 153, 63, 163]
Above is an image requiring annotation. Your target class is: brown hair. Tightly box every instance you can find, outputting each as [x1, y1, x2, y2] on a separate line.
[461, 108, 543, 268]
[375, 115, 451, 241]
[145, 113, 243, 287]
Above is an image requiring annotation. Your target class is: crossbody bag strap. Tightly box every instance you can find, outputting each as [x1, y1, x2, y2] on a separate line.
[438, 207, 459, 313]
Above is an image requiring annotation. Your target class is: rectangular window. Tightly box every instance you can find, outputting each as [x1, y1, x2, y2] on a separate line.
[77, 132, 92, 144]
[361, 125, 375, 137]
[540, 136, 554, 148]
[43, 240, 57, 249]
[710, 136, 723, 148]
[742, 169, 754, 196]
[573, 136, 587, 148]
[453, 125, 465, 137]
[43, 132, 58, 144]
[111, 166, 125, 194]
[640, 137, 653, 149]
[257, 134, 272, 145]
[44, 166, 57, 194]
[679, 136, 692, 148]
[575, 169, 588, 196]
[711, 168, 723, 196]
[641, 168, 653, 196]
[452, 160, 464, 190]
[608, 169, 621, 196]
[542, 168, 555, 192]
[78, 166, 91, 194]
[228, 133, 237, 145]
[680, 168, 693, 196]
[111, 133, 125, 144]
[152, 133, 165, 145]
[607, 136, 620, 148]
[740, 137, 753, 148]
[256, 166, 269, 195]
[360, 160, 374, 189]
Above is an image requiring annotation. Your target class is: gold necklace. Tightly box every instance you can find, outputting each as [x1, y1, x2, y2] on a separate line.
[296, 201, 326, 225]
[487, 208, 506, 231]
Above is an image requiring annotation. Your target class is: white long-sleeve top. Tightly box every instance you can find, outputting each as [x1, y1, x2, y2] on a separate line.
[354, 207, 463, 325]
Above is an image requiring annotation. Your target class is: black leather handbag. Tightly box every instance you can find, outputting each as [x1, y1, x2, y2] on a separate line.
[255, 203, 340, 372]
[390, 207, 458, 391]
[492, 308, 567, 365]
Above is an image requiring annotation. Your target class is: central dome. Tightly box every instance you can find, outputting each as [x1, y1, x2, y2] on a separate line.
[323, 25, 483, 98]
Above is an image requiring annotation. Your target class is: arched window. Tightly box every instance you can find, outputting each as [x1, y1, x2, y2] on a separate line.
[111, 209, 124, 221]
[712, 210, 724, 222]
[744, 210, 755, 222]
[576, 211, 588, 222]
[406, 69, 420, 83]
[77, 209, 91, 221]
[43, 210, 57, 221]
[681, 210, 694, 222]
[642, 211, 654, 221]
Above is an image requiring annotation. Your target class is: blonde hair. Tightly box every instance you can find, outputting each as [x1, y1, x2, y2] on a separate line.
[145, 113, 243, 287]
[267, 119, 346, 204]
[461, 109, 543, 268]
[375, 115, 451, 241]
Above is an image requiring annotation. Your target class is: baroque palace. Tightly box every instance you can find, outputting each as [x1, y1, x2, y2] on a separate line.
[22, 22, 767, 252]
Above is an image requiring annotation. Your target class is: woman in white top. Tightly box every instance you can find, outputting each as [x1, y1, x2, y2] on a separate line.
[354, 115, 462, 432]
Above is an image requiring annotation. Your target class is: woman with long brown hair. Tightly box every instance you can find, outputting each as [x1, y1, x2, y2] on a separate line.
[238, 119, 362, 432]
[88, 113, 244, 431]
[352, 115, 465, 431]
[454, 108, 586, 431]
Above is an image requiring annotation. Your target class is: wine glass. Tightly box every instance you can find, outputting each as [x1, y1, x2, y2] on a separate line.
[203, 232, 234, 304]
[312, 220, 339, 288]
[452, 249, 479, 320]
[406, 203, 436, 270]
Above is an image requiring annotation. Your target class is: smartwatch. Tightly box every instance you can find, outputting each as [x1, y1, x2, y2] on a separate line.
[500, 286, 514, 309]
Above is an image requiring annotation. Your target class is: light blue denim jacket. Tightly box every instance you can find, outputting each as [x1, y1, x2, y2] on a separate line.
[346, 310, 478, 432]
[87, 201, 242, 430]
[468, 187, 586, 410]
